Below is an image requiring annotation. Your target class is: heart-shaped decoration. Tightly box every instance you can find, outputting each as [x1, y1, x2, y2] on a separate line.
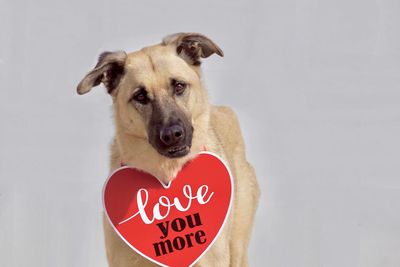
[103, 152, 233, 267]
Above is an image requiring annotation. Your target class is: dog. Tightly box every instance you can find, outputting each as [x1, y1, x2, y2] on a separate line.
[77, 32, 260, 267]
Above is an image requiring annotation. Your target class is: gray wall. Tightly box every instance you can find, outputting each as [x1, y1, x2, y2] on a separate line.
[1, 0, 400, 266]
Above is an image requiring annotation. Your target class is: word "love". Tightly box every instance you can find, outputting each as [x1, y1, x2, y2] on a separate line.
[119, 184, 214, 225]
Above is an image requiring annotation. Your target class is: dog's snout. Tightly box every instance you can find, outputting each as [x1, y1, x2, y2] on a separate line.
[160, 125, 184, 146]
[148, 102, 193, 157]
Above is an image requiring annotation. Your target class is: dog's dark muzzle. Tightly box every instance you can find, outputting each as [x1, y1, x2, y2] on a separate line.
[149, 121, 193, 158]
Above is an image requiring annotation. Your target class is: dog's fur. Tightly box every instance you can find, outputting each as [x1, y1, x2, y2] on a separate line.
[77, 33, 260, 267]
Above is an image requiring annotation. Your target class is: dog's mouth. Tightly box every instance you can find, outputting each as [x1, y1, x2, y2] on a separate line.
[166, 145, 190, 158]
[148, 117, 193, 159]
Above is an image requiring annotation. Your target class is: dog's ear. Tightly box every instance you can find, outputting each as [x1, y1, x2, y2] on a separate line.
[77, 51, 127, 95]
[162, 33, 224, 65]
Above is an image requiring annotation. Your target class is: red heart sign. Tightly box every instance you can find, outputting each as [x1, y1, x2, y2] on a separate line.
[103, 152, 233, 267]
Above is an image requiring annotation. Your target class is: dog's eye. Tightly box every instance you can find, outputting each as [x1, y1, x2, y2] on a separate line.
[132, 87, 149, 104]
[172, 80, 187, 96]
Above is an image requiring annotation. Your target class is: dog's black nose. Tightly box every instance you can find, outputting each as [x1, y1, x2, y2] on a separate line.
[160, 125, 184, 146]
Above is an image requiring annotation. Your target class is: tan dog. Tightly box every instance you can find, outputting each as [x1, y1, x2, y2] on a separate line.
[77, 33, 260, 267]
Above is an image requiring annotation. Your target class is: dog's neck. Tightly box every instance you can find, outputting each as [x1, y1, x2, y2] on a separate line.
[113, 109, 211, 185]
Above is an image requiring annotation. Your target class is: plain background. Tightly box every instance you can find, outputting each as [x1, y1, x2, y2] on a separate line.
[1, 0, 400, 266]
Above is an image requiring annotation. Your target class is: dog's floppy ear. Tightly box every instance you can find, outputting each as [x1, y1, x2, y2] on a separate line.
[162, 33, 224, 65]
[77, 51, 127, 95]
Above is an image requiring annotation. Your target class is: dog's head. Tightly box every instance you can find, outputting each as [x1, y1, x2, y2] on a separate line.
[77, 33, 223, 158]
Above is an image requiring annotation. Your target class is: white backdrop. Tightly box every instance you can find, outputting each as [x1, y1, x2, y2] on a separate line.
[1, 0, 400, 266]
